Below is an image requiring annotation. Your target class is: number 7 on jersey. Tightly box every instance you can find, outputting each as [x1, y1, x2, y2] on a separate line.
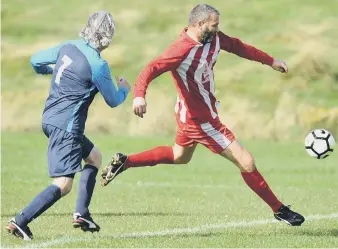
[55, 55, 73, 84]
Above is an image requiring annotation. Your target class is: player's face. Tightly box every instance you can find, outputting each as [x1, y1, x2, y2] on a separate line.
[200, 12, 219, 44]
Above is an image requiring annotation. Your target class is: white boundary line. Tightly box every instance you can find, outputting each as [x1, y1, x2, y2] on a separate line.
[19, 212, 338, 248]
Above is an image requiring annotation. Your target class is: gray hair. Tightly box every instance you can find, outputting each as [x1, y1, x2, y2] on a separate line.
[80, 11, 115, 49]
[188, 4, 220, 25]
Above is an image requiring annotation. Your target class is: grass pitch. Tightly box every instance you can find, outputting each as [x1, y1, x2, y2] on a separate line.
[1, 132, 337, 247]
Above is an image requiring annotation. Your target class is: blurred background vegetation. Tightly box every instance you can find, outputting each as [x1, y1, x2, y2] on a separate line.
[2, 0, 338, 140]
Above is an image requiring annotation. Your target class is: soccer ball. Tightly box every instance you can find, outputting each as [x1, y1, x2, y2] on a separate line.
[305, 129, 335, 159]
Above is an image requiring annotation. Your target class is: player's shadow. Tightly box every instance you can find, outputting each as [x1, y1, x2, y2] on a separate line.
[1, 211, 191, 218]
[102, 228, 338, 240]
[95, 211, 191, 217]
[178, 228, 338, 239]
[182, 228, 338, 238]
[106, 229, 338, 240]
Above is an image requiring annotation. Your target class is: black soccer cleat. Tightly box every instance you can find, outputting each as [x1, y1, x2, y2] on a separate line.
[100, 153, 128, 186]
[72, 213, 100, 232]
[274, 205, 305, 226]
[6, 218, 33, 240]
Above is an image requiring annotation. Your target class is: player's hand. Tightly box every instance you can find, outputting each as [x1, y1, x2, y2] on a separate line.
[133, 97, 147, 118]
[115, 76, 131, 92]
[271, 59, 288, 73]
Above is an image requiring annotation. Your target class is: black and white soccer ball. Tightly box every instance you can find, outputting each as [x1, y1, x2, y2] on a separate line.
[305, 129, 335, 159]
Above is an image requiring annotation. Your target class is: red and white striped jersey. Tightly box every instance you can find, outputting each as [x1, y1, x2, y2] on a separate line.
[134, 28, 274, 125]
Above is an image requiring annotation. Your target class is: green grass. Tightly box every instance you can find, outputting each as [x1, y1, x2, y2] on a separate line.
[1, 132, 338, 248]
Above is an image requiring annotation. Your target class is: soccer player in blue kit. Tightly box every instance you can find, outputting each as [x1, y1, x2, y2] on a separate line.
[6, 11, 130, 240]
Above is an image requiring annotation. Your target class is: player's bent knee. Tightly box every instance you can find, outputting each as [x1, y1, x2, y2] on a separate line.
[173, 152, 192, 164]
[52, 176, 73, 196]
[84, 147, 102, 169]
[172, 144, 195, 165]
[174, 156, 191, 164]
[239, 156, 256, 173]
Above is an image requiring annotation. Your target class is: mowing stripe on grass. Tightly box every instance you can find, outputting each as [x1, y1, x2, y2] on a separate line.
[20, 212, 338, 248]
[113, 181, 303, 190]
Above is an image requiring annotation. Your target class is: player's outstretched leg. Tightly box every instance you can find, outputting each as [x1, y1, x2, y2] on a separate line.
[101, 153, 128, 186]
[6, 181, 67, 240]
[101, 146, 175, 186]
[220, 140, 305, 226]
[101, 144, 197, 186]
[73, 145, 101, 232]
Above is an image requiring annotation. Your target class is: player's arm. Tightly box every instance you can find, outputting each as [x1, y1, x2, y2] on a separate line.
[92, 61, 130, 108]
[133, 41, 188, 118]
[30, 43, 65, 75]
[218, 31, 274, 65]
[133, 42, 187, 98]
[218, 31, 288, 73]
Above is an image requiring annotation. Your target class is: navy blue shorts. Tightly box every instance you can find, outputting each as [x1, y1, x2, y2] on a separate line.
[42, 124, 94, 177]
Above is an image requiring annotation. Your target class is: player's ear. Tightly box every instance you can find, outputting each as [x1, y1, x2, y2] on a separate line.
[197, 20, 204, 29]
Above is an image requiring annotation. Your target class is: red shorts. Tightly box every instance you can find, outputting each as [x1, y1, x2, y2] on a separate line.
[175, 118, 236, 154]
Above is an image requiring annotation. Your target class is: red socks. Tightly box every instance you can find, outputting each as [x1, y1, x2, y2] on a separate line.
[241, 169, 282, 212]
[124, 146, 281, 212]
[125, 146, 174, 168]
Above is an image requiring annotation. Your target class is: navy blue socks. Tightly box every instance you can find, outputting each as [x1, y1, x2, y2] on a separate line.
[75, 164, 98, 217]
[15, 184, 61, 227]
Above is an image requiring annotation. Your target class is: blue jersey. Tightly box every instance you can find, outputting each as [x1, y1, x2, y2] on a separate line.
[30, 39, 129, 134]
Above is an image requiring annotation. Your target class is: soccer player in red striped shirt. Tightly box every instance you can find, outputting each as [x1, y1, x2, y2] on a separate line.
[101, 4, 305, 226]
